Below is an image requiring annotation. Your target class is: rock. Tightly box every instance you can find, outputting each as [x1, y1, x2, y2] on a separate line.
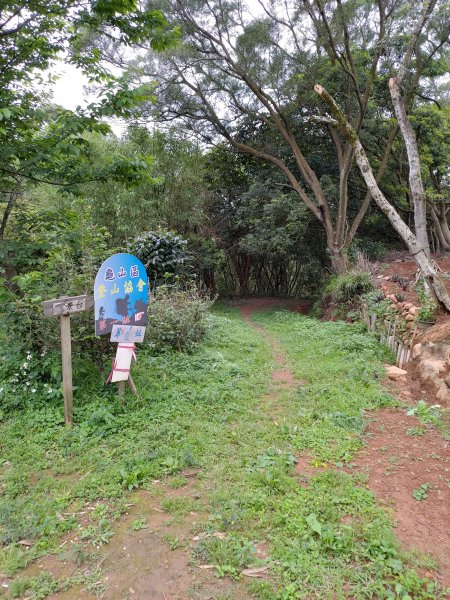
[445, 374, 450, 388]
[412, 344, 423, 359]
[405, 314, 415, 321]
[409, 306, 418, 315]
[385, 365, 408, 381]
[399, 390, 413, 400]
[417, 359, 446, 383]
[383, 276, 391, 280]
[404, 302, 413, 310]
[436, 383, 450, 403]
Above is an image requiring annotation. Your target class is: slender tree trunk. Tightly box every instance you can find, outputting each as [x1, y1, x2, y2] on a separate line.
[385, 0, 437, 258]
[314, 84, 450, 311]
[389, 78, 430, 257]
[230, 253, 252, 297]
[429, 200, 450, 250]
[0, 190, 19, 239]
[0, 190, 21, 290]
[430, 208, 450, 251]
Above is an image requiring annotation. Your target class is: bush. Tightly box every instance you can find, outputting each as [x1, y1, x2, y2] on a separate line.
[348, 238, 388, 261]
[0, 197, 112, 410]
[146, 286, 213, 352]
[127, 229, 194, 288]
[324, 271, 374, 304]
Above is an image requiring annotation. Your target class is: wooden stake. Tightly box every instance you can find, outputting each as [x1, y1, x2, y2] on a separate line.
[400, 347, 407, 369]
[396, 343, 403, 365]
[409, 325, 418, 353]
[60, 315, 73, 426]
[128, 374, 137, 395]
[118, 381, 125, 403]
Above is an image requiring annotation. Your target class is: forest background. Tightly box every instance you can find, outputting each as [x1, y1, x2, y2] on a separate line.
[0, 0, 449, 405]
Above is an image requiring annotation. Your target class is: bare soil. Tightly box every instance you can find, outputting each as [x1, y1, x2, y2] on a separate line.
[379, 251, 450, 332]
[37, 476, 252, 600]
[352, 407, 449, 581]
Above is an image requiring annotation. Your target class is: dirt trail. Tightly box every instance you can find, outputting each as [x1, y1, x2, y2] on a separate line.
[38, 300, 301, 600]
[42, 299, 302, 600]
[241, 299, 450, 586]
[41, 474, 253, 600]
[14, 300, 450, 597]
[239, 298, 309, 388]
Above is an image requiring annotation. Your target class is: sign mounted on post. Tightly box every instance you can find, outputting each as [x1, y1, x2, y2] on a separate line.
[94, 253, 148, 336]
[110, 324, 146, 343]
[95, 253, 149, 400]
[43, 295, 94, 318]
[42, 294, 94, 425]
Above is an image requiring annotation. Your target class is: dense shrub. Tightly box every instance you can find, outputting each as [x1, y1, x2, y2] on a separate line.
[127, 229, 194, 288]
[348, 238, 388, 261]
[324, 271, 374, 304]
[146, 286, 213, 352]
[0, 197, 112, 410]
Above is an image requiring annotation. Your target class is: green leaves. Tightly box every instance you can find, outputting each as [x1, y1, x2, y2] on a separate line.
[412, 484, 430, 501]
[306, 513, 323, 537]
[128, 229, 194, 286]
[0, 108, 12, 121]
[0, 1, 177, 200]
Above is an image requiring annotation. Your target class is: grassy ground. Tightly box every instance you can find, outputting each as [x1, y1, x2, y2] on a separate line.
[0, 306, 448, 599]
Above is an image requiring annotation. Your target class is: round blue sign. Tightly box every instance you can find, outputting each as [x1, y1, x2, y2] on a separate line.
[94, 253, 148, 335]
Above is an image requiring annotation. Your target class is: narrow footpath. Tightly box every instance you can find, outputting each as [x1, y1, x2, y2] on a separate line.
[13, 300, 448, 600]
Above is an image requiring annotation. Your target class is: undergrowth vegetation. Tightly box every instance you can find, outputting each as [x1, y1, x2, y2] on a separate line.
[315, 261, 376, 321]
[0, 308, 447, 599]
[146, 285, 213, 351]
[324, 270, 374, 304]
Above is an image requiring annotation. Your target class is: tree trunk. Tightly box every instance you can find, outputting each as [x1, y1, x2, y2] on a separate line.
[389, 77, 431, 257]
[329, 246, 349, 274]
[429, 201, 450, 251]
[384, 0, 437, 258]
[314, 84, 450, 311]
[230, 253, 252, 297]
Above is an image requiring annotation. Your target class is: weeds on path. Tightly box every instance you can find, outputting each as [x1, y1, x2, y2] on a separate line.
[0, 308, 447, 599]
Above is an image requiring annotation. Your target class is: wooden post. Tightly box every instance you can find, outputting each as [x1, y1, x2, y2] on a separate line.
[60, 315, 73, 425]
[118, 380, 125, 403]
[128, 374, 137, 395]
[396, 343, 403, 366]
[42, 295, 93, 425]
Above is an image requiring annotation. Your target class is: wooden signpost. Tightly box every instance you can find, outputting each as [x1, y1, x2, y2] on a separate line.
[42, 254, 148, 424]
[42, 294, 94, 425]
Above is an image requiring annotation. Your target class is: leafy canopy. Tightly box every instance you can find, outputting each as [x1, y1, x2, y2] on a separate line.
[0, 1, 179, 196]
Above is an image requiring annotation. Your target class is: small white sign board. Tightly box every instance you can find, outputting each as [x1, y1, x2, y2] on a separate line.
[111, 344, 135, 382]
[110, 324, 146, 343]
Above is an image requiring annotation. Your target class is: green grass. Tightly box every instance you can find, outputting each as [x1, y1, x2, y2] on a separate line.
[0, 306, 448, 599]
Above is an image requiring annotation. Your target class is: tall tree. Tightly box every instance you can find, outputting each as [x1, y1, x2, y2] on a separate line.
[0, 0, 178, 236]
[314, 84, 450, 309]
[125, 0, 447, 272]
[387, 0, 440, 258]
